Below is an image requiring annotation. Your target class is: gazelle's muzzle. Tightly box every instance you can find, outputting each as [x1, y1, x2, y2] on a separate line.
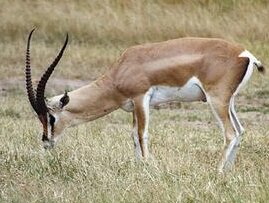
[42, 138, 55, 149]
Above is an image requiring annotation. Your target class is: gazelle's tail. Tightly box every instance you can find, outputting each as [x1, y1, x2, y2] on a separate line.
[254, 61, 265, 73]
[239, 50, 265, 74]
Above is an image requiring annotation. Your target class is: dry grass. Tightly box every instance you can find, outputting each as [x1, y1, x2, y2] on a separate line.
[0, 0, 269, 202]
[0, 0, 269, 79]
[1, 92, 269, 202]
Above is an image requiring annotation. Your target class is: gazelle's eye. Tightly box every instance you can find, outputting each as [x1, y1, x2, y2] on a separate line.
[49, 114, 56, 126]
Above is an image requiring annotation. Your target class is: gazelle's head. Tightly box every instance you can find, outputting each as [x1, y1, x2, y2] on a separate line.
[25, 29, 70, 149]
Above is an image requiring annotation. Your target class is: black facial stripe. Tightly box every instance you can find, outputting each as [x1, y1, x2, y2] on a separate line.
[49, 114, 55, 126]
[49, 114, 55, 136]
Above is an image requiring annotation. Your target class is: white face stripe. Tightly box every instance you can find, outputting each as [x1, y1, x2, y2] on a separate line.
[45, 113, 61, 144]
[46, 113, 53, 140]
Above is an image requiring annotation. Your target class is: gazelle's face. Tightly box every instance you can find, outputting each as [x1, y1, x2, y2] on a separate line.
[38, 93, 70, 149]
[41, 111, 66, 149]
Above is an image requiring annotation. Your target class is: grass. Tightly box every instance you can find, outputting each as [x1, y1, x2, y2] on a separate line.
[0, 0, 269, 80]
[0, 0, 269, 202]
[1, 97, 269, 202]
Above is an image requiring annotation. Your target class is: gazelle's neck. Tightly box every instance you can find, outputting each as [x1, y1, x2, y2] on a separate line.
[60, 75, 124, 125]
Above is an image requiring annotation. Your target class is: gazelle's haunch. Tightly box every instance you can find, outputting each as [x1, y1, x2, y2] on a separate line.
[25, 29, 264, 172]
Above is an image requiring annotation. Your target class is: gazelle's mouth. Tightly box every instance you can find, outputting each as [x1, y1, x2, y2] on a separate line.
[43, 140, 55, 150]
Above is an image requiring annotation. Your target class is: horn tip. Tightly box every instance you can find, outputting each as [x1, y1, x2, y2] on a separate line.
[65, 33, 69, 42]
[30, 27, 37, 35]
[28, 27, 37, 42]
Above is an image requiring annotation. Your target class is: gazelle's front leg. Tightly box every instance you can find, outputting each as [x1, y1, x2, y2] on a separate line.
[132, 91, 151, 159]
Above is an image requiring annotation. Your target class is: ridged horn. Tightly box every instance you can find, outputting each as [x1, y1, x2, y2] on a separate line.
[36, 34, 69, 115]
[25, 28, 38, 113]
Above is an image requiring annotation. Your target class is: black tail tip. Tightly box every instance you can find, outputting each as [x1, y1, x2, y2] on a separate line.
[258, 65, 265, 73]
[254, 62, 265, 74]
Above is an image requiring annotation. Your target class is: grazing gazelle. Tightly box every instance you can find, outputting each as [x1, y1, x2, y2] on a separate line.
[25, 29, 264, 172]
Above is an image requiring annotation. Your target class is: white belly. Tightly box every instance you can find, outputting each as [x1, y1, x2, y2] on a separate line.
[121, 77, 206, 112]
[150, 79, 205, 106]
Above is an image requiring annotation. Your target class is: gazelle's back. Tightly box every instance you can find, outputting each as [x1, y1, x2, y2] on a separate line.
[112, 37, 245, 96]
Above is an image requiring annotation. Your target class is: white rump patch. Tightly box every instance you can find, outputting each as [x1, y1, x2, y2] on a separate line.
[238, 50, 260, 93]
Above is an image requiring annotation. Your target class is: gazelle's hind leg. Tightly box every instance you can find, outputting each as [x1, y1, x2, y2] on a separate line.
[229, 96, 244, 135]
[132, 90, 152, 159]
[207, 94, 242, 172]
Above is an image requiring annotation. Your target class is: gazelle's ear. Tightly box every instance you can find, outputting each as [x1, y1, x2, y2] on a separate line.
[59, 91, 70, 108]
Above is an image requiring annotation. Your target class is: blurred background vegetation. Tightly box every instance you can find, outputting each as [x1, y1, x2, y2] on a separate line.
[0, 0, 268, 80]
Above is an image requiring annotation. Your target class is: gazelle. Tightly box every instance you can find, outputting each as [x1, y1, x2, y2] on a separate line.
[25, 29, 264, 172]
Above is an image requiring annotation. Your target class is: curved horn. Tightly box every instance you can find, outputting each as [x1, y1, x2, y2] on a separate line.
[36, 34, 69, 115]
[25, 28, 38, 113]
